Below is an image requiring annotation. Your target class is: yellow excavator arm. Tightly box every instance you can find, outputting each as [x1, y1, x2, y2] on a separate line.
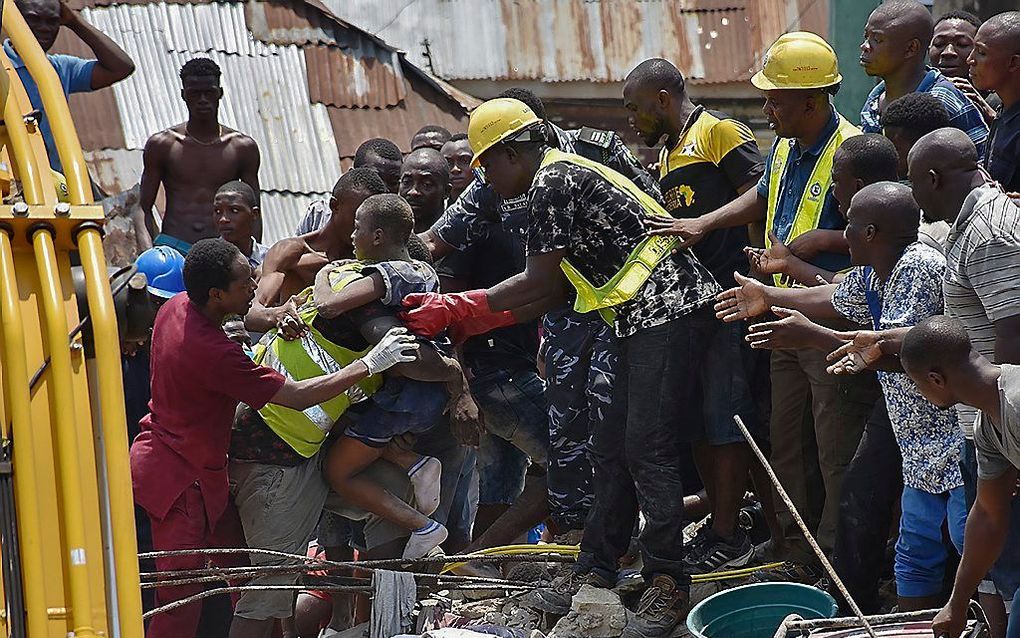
[0, 0, 143, 635]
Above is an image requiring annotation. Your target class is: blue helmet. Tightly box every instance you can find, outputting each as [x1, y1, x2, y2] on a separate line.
[135, 246, 185, 299]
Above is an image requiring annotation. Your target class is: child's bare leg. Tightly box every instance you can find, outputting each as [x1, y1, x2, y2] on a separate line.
[381, 441, 421, 468]
[326, 437, 447, 558]
[382, 440, 442, 516]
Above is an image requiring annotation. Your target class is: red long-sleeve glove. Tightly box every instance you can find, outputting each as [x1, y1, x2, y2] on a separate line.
[449, 309, 517, 345]
[401, 290, 496, 338]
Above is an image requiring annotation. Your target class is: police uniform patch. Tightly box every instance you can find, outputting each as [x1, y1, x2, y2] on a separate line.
[809, 182, 822, 197]
[577, 127, 613, 149]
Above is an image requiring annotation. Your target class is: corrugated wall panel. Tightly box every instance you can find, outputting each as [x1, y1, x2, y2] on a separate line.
[325, 0, 828, 84]
[86, 3, 342, 195]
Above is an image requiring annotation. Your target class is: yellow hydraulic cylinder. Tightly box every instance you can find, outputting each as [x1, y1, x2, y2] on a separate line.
[77, 227, 145, 638]
[0, 230, 50, 638]
[0, 58, 49, 206]
[30, 228, 97, 638]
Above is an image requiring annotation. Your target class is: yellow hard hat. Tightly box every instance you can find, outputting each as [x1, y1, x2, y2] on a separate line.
[751, 31, 842, 91]
[51, 169, 69, 203]
[468, 98, 543, 168]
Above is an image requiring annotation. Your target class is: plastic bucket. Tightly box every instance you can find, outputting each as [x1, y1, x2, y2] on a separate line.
[687, 582, 839, 638]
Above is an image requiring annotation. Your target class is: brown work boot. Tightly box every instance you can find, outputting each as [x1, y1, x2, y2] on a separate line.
[526, 569, 612, 616]
[621, 575, 689, 638]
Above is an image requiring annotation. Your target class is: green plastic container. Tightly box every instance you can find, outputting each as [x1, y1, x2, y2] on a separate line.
[687, 583, 839, 638]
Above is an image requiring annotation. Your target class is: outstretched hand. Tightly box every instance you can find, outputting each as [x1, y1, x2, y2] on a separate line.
[826, 330, 883, 375]
[746, 307, 818, 350]
[715, 271, 770, 322]
[447, 387, 483, 446]
[644, 215, 708, 248]
[746, 230, 793, 277]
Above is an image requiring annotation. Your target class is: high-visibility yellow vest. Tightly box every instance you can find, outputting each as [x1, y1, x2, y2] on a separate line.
[543, 148, 678, 325]
[254, 262, 383, 458]
[764, 114, 860, 286]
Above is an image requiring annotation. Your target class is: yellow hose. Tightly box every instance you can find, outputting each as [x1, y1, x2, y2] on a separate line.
[442, 544, 785, 584]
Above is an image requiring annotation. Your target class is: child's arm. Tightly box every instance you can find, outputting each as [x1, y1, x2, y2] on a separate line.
[314, 270, 386, 319]
[359, 315, 482, 442]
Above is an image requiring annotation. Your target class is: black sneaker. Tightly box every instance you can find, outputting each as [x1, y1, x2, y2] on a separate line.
[747, 561, 822, 584]
[682, 529, 754, 574]
[526, 570, 612, 615]
[620, 575, 690, 638]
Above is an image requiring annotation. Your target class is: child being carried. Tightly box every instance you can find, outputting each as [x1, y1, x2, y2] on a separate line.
[312, 193, 478, 559]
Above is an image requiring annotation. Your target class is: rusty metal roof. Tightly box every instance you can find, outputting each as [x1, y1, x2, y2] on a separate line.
[48, 0, 474, 244]
[326, 70, 469, 164]
[324, 0, 828, 85]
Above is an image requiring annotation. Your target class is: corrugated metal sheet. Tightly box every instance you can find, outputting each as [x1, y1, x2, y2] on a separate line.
[246, 0, 406, 109]
[52, 0, 473, 244]
[67, 0, 210, 10]
[84, 2, 343, 197]
[303, 46, 405, 109]
[85, 148, 326, 244]
[325, 0, 827, 85]
[327, 70, 469, 162]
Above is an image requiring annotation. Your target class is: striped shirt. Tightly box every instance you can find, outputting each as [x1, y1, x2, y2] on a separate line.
[944, 184, 1020, 437]
[294, 198, 330, 236]
[861, 68, 989, 159]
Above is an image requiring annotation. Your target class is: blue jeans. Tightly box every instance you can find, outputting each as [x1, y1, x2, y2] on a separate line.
[894, 486, 966, 598]
[470, 366, 548, 505]
[1008, 594, 1020, 638]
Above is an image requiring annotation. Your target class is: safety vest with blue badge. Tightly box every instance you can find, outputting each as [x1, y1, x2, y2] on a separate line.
[764, 114, 861, 287]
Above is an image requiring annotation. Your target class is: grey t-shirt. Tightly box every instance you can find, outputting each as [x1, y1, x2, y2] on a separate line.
[975, 364, 1020, 480]
[944, 184, 1020, 438]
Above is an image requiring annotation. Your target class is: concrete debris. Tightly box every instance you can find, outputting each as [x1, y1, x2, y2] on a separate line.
[504, 562, 552, 585]
[100, 184, 145, 267]
[546, 585, 627, 638]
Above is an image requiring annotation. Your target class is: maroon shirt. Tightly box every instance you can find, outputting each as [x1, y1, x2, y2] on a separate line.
[130, 293, 284, 526]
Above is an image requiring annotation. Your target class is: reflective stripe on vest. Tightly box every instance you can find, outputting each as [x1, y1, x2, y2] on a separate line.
[541, 148, 676, 325]
[765, 114, 861, 287]
[254, 262, 383, 458]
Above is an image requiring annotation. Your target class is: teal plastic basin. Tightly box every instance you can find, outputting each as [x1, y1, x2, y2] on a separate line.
[687, 582, 839, 638]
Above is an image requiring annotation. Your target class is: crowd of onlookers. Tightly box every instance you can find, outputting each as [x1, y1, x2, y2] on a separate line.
[10, 0, 1020, 636]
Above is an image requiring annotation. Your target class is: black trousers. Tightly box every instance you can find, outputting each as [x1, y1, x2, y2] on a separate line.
[831, 399, 902, 614]
[577, 309, 716, 588]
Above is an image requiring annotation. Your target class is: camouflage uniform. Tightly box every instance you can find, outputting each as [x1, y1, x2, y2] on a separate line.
[430, 123, 658, 531]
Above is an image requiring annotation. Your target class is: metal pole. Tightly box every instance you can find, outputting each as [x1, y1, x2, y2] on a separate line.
[734, 415, 877, 638]
[77, 227, 144, 638]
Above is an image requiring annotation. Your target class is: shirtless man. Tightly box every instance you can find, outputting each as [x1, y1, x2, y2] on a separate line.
[244, 167, 387, 335]
[140, 57, 261, 253]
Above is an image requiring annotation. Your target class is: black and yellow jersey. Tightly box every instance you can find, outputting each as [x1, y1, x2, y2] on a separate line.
[659, 107, 764, 286]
